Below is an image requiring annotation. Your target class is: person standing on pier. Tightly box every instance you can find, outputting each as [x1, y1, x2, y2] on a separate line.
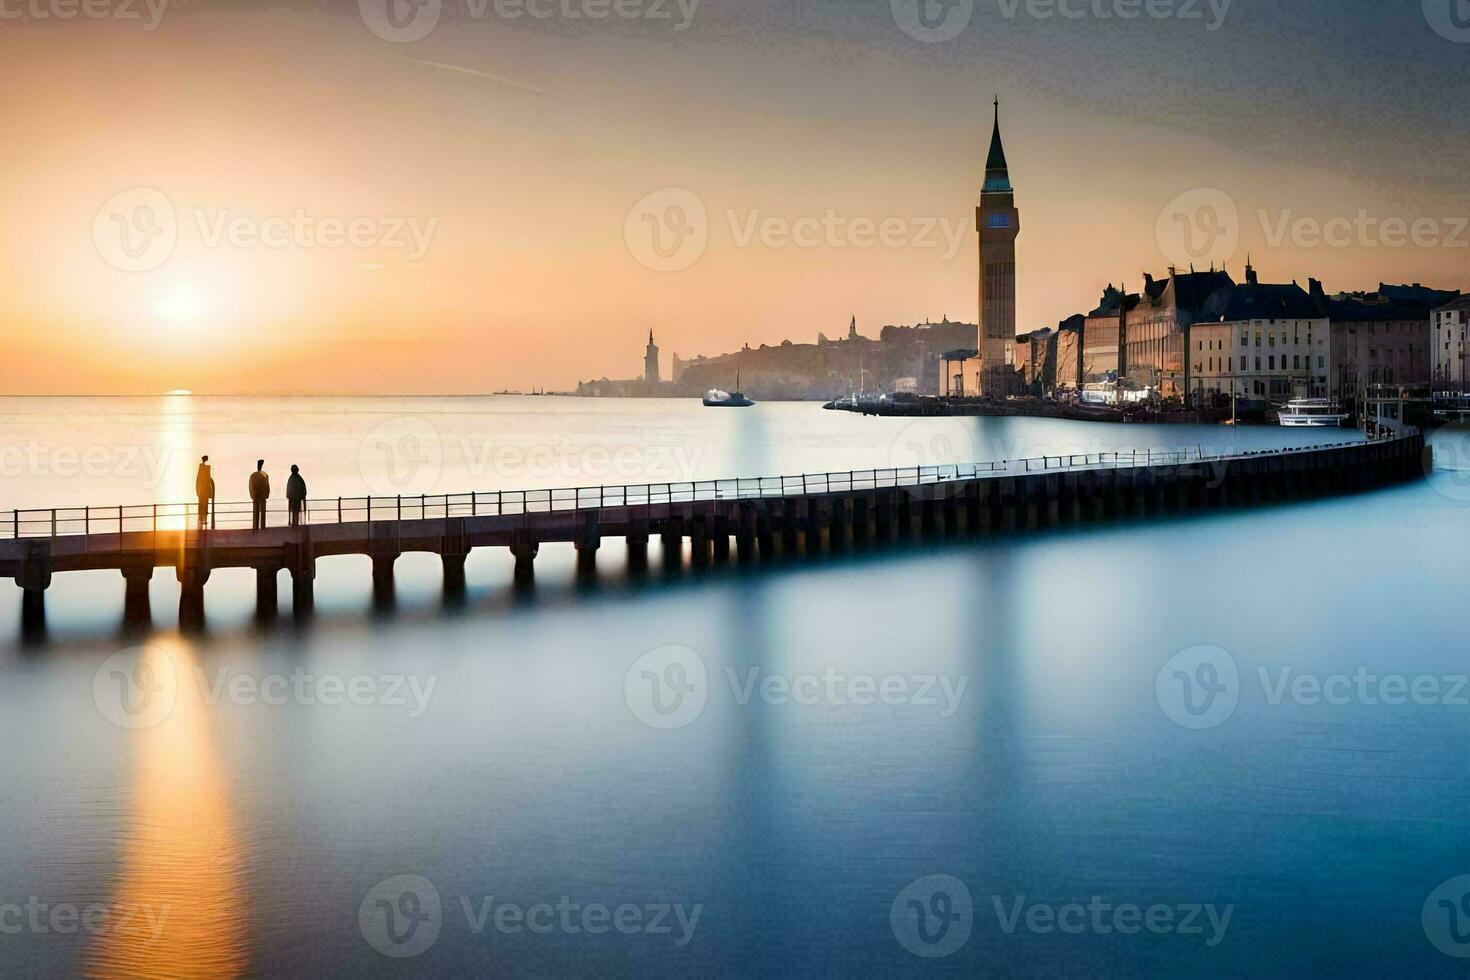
[195, 455, 215, 529]
[286, 465, 308, 527]
[249, 460, 271, 531]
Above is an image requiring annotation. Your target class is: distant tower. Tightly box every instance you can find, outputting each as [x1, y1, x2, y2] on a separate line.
[644, 330, 661, 384]
[849, 315, 859, 341]
[977, 97, 1020, 397]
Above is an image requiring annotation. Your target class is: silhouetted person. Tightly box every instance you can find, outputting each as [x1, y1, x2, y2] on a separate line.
[286, 465, 307, 527]
[195, 455, 215, 529]
[249, 459, 271, 531]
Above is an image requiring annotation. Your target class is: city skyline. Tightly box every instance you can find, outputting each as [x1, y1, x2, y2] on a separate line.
[2, 0, 1467, 394]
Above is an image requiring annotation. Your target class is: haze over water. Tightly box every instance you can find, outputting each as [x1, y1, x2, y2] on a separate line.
[3, 396, 1469, 975]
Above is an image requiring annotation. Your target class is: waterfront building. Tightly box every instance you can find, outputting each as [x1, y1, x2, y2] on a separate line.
[1190, 267, 1329, 404]
[650, 317, 977, 400]
[940, 349, 982, 397]
[1123, 267, 1234, 399]
[1080, 285, 1133, 388]
[1318, 281, 1456, 406]
[977, 99, 1020, 397]
[1431, 295, 1470, 390]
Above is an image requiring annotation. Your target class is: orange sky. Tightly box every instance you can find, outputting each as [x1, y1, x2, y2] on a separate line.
[1, 2, 1466, 394]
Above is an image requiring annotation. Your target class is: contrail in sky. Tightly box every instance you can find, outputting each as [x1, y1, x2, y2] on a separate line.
[396, 55, 559, 99]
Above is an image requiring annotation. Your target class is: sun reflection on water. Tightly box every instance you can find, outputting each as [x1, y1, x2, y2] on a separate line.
[86, 640, 247, 978]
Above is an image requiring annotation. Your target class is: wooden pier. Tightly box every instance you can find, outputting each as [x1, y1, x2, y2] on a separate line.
[1, 430, 1428, 629]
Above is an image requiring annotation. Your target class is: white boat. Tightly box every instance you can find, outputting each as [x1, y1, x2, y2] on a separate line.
[1277, 398, 1348, 427]
[703, 372, 754, 408]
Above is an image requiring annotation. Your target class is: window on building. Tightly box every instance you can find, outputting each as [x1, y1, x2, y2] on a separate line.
[1255, 357, 1262, 371]
[1269, 356, 1276, 370]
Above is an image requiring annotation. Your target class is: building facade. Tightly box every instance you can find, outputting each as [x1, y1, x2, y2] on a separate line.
[1320, 282, 1455, 404]
[977, 100, 1020, 398]
[644, 331, 661, 384]
[1190, 271, 1330, 403]
[1123, 269, 1234, 400]
[1432, 296, 1470, 391]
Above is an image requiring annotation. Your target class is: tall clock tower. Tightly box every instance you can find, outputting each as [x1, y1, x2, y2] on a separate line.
[977, 98, 1020, 398]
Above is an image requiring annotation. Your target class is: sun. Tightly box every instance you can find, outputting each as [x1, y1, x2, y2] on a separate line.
[150, 283, 205, 327]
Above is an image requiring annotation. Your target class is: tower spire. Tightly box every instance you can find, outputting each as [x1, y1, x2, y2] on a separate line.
[984, 96, 1011, 195]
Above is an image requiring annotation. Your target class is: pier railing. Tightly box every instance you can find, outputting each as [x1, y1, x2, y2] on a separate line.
[0, 441, 1373, 540]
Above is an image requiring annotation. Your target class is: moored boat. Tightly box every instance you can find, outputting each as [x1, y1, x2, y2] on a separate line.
[1276, 397, 1348, 427]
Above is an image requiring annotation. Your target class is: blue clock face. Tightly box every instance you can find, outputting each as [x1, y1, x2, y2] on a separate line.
[987, 214, 1010, 229]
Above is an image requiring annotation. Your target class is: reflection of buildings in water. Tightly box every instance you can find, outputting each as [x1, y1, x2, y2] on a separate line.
[87, 640, 246, 978]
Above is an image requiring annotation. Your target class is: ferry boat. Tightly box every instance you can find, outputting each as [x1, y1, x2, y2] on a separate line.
[703, 372, 755, 408]
[1276, 397, 1348, 427]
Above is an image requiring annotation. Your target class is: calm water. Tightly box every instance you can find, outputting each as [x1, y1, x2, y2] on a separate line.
[2, 396, 1469, 976]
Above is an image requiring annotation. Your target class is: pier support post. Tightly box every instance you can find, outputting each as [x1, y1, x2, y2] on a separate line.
[660, 518, 684, 569]
[121, 564, 153, 628]
[575, 512, 601, 572]
[712, 515, 732, 562]
[16, 541, 51, 635]
[176, 559, 210, 632]
[510, 532, 540, 583]
[286, 535, 315, 618]
[690, 517, 711, 567]
[370, 524, 399, 608]
[442, 553, 467, 595]
[441, 518, 470, 598]
[999, 479, 1018, 532]
[254, 564, 280, 622]
[756, 509, 775, 561]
